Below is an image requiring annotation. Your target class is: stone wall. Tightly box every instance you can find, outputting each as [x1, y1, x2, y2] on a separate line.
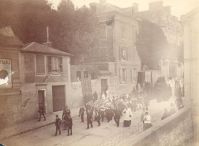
[0, 47, 23, 130]
[120, 107, 193, 146]
[182, 9, 199, 145]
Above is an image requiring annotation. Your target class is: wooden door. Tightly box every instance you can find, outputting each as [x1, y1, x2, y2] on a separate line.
[52, 85, 66, 112]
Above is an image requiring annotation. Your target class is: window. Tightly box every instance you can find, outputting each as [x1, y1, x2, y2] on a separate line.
[120, 48, 128, 60]
[76, 71, 81, 81]
[133, 68, 137, 82]
[98, 64, 108, 71]
[99, 24, 107, 40]
[91, 73, 97, 80]
[47, 56, 63, 73]
[121, 25, 126, 39]
[36, 55, 45, 75]
[130, 70, 133, 82]
[84, 71, 89, 78]
[122, 68, 127, 82]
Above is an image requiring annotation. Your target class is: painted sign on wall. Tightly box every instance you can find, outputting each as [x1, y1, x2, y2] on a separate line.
[0, 59, 12, 88]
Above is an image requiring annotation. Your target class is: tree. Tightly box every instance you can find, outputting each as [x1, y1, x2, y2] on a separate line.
[49, 0, 98, 64]
[0, 0, 98, 64]
[0, 0, 52, 43]
[136, 20, 169, 69]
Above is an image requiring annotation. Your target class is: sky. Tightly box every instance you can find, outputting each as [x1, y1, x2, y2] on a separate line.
[48, 0, 199, 17]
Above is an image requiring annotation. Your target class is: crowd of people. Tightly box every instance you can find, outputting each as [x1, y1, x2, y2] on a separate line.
[37, 77, 184, 137]
[50, 88, 152, 136]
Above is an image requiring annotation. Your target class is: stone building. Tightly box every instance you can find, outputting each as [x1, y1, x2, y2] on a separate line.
[71, 1, 141, 97]
[123, 1, 183, 80]
[0, 26, 72, 128]
[182, 8, 199, 145]
[133, 1, 182, 51]
[20, 42, 72, 119]
[0, 27, 24, 129]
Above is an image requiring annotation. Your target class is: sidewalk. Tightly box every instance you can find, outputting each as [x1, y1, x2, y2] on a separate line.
[0, 108, 79, 140]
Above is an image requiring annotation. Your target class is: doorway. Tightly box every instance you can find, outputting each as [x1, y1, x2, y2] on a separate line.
[38, 90, 45, 110]
[52, 85, 66, 112]
[101, 79, 108, 94]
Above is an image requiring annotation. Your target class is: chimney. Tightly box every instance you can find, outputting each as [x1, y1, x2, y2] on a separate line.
[100, 0, 106, 4]
[46, 26, 49, 43]
[149, 1, 163, 10]
[132, 3, 139, 15]
[43, 26, 52, 47]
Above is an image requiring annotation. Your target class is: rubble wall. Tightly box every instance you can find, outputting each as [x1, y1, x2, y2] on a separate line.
[129, 108, 193, 146]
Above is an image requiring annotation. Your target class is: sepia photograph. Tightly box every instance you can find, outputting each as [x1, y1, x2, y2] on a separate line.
[0, 0, 199, 146]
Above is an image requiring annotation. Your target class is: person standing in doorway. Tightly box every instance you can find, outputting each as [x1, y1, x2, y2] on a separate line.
[38, 104, 46, 121]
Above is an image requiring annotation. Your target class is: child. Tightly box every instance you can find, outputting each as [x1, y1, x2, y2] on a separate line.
[55, 115, 61, 136]
[38, 105, 46, 121]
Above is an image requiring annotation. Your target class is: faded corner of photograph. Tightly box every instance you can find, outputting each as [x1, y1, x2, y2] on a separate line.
[0, 0, 199, 146]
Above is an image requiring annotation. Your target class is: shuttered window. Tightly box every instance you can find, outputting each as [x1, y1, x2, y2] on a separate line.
[36, 55, 45, 75]
[47, 56, 63, 73]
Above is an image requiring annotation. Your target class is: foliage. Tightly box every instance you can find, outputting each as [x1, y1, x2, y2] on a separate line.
[0, 0, 98, 62]
[136, 20, 169, 69]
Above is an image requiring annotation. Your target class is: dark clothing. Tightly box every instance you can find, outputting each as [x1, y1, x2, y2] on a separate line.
[86, 108, 93, 129]
[99, 110, 105, 122]
[62, 109, 71, 119]
[38, 106, 46, 121]
[55, 118, 61, 136]
[79, 107, 85, 123]
[93, 92, 98, 101]
[114, 109, 121, 127]
[105, 109, 114, 122]
[95, 110, 101, 126]
[64, 114, 72, 136]
[62, 109, 71, 130]
[123, 120, 131, 127]
[143, 123, 152, 130]
[67, 118, 72, 136]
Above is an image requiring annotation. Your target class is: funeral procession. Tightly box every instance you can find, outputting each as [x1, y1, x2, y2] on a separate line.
[0, 0, 199, 146]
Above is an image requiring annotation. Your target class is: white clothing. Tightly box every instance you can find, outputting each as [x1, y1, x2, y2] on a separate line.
[122, 108, 133, 121]
[143, 115, 151, 124]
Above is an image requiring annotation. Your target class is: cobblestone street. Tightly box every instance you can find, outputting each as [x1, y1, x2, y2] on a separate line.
[2, 110, 152, 146]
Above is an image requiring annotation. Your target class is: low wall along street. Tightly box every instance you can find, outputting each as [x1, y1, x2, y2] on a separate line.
[120, 107, 193, 146]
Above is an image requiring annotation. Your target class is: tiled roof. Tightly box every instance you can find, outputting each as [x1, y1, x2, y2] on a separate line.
[21, 42, 72, 56]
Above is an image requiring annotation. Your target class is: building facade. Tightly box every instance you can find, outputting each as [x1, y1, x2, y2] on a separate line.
[20, 42, 72, 119]
[133, 1, 183, 51]
[182, 8, 199, 145]
[123, 1, 183, 80]
[0, 27, 24, 129]
[71, 1, 141, 97]
[0, 27, 72, 128]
